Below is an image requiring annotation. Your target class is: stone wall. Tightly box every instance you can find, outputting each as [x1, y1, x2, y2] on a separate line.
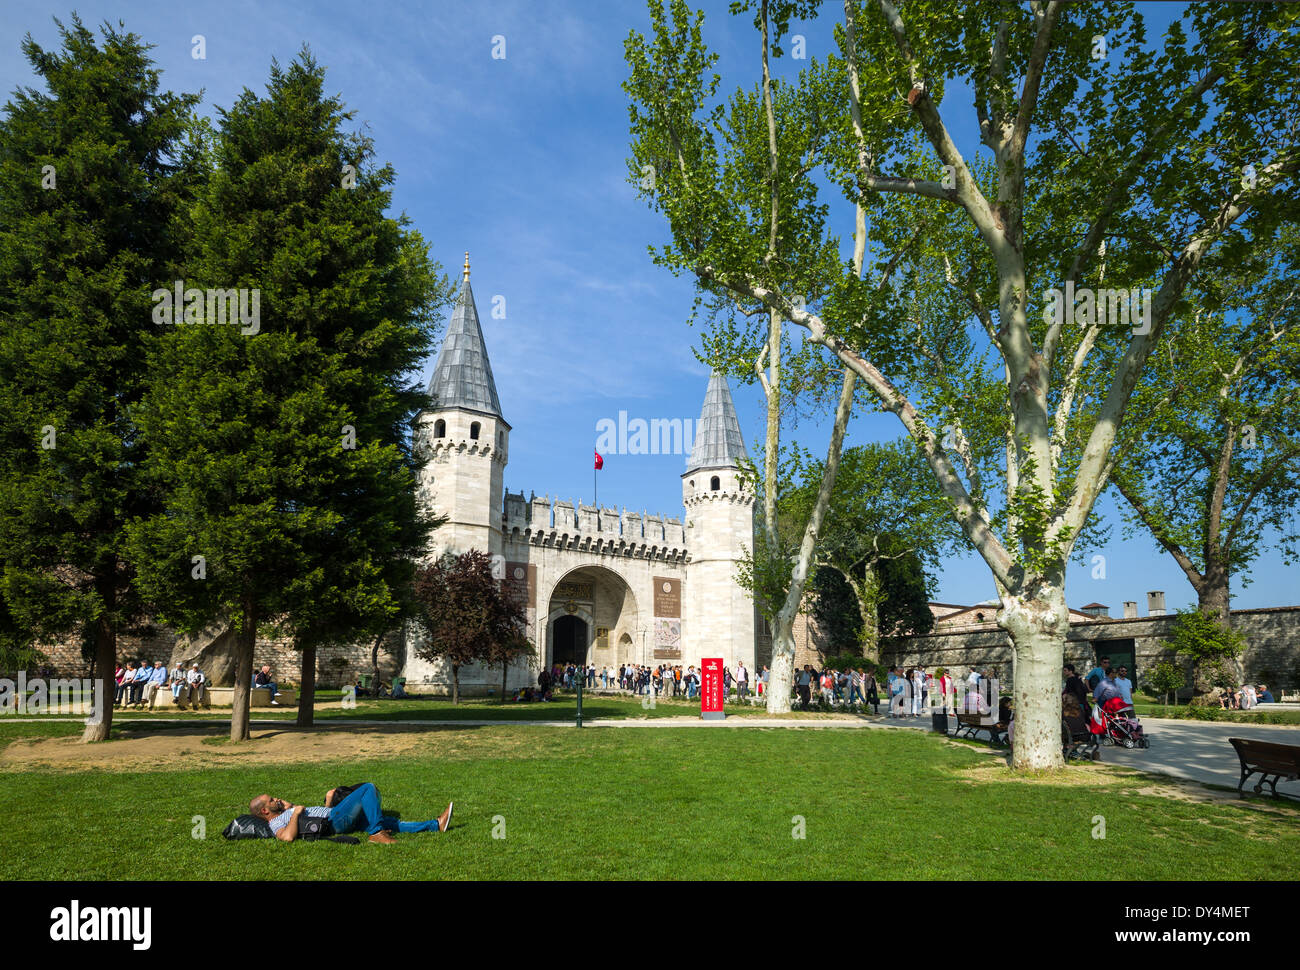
[881, 606, 1300, 691]
[792, 611, 831, 670]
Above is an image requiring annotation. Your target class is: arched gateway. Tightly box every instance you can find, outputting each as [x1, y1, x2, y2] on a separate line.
[544, 566, 640, 669]
[399, 256, 759, 695]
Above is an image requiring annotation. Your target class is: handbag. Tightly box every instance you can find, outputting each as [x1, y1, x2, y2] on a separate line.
[298, 815, 336, 841]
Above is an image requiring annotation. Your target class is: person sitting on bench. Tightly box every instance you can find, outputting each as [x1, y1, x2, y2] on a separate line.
[249, 783, 452, 844]
[127, 662, 151, 706]
[253, 665, 282, 705]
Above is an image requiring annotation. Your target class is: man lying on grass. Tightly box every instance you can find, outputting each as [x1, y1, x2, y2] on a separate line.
[250, 783, 452, 844]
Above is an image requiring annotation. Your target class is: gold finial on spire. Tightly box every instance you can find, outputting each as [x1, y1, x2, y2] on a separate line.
[463, 251, 470, 280]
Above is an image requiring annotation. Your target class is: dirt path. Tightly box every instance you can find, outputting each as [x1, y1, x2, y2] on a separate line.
[0, 723, 489, 772]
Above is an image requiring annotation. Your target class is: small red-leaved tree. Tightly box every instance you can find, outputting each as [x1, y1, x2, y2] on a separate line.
[412, 550, 529, 704]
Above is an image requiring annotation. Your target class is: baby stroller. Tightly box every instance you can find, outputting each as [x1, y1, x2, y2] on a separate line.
[1090, 696, 1150, 749]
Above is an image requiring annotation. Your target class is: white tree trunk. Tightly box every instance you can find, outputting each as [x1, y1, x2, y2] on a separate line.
[766, 617, 795, 714]
[764, 370, 856, 714]
[999, 588, 1069, 769]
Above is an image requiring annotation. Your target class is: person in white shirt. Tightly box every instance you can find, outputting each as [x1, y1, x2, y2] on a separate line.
[1113, 666, 1135, 706]
[169, 662, 188, 701]
[736, 662, 749, 700]
[1240, 683, 1257, 710]
[185, 664, 207, 709]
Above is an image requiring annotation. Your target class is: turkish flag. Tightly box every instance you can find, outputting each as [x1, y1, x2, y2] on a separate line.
[594, 451, 604, 470]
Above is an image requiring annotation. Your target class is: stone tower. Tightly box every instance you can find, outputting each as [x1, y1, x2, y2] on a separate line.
[682, 371, 757, 669]
[413, 254, 509, 560]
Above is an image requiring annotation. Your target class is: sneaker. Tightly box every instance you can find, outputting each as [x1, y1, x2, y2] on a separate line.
[438, 801, 453, 833]
[270, 700, 280, 706]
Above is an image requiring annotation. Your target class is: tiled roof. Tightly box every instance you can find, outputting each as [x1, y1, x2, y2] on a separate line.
[686, 371, 746, 472]
[426, 276, 503, 419]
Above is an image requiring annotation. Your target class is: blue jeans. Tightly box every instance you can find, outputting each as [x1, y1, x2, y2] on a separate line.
[327, 783, 439, 835]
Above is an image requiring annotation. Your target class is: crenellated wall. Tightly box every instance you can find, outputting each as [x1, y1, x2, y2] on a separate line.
[502, 490, 686, 551]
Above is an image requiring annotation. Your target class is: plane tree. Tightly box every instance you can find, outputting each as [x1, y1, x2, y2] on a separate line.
[1111, 230, 1300, 641]
[626, 0, 1299, 766]
[785, 441, 962, 658]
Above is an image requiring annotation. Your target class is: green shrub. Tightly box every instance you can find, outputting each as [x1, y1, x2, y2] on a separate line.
[1144, 661, 1185, 706]
[1169, 608, 1246, 691]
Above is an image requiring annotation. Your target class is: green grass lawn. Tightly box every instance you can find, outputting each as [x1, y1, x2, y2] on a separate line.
[56, 691, 852, 723]
[1, 719, 1295, 880]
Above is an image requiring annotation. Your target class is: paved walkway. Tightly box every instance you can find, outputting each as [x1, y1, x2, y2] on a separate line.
[1095, 718, 1300, 797]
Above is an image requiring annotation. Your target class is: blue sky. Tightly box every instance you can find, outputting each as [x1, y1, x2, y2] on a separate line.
[2, 0, 1295, 612]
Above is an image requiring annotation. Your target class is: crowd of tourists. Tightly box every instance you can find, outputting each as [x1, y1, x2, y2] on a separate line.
[541, 661, 776, 701]
[113, 660, 207, 709]
[535, 654, 1287, 727]
[790, 665, 882, 711]
[539, 660, 986, 715]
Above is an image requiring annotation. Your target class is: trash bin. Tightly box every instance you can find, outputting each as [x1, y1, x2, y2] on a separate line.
[931, 710, 949, 733]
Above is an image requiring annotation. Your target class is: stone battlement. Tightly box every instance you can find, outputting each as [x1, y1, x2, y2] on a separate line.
[503, 491, 686, 559]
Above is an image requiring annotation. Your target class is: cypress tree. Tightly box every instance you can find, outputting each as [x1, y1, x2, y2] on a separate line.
[127, 49, 446, 739]
[0, 17, 200, 740]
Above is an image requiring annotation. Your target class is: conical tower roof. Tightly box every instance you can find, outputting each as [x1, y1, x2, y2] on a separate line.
[426, 257, 504, 420]
[686, 371, 747, 472]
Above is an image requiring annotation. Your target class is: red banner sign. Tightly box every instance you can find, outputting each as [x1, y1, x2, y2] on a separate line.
[701, 658, 724, 715]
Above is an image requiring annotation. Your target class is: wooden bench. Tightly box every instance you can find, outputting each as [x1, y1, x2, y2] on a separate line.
[951, 711, 1008, 746]
[1228, 737, 1300, 798]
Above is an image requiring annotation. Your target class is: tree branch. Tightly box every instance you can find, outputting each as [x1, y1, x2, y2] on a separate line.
[872, 0, 1005, 254]
[1010, 1, 1062, 158]
[713, 272, 1016, 590]
[1043, 63, 1233, 371]
[1222, 445, 1300, 552]
[1055, 152, 1299, 548]
[1113, 476, 1206, 591]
